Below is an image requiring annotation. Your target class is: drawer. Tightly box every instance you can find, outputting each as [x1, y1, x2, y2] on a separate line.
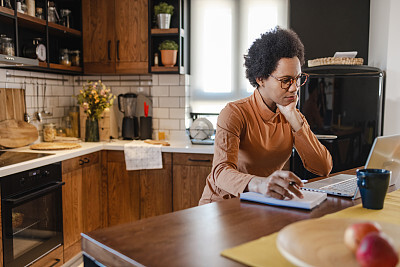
[173, 153, 213, 166]
[62, 152, 100, 174]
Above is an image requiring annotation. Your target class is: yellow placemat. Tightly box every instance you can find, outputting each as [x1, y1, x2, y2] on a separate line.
[221, 190, 400, 267]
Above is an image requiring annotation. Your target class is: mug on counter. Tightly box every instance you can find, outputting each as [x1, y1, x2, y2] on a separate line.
[357, 168, 391, 210]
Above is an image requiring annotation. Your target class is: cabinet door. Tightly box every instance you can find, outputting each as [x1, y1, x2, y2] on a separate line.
[62, 158, 83, 254]
[107, 151, 140, 227]
[82, 0, 116, 74]
[115, 0, 148, 74]
[81, 152, 102, 233]
[173, 153, 213, 211]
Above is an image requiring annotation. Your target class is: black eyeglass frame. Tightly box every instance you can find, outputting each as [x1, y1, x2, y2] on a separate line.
[268, 73, 309, 90]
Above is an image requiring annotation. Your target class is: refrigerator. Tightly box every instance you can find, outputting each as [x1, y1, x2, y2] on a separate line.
[292, 65, 385, 178]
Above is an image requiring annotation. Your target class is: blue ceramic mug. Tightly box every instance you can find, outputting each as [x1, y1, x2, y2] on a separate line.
[357, 169, 391, 210]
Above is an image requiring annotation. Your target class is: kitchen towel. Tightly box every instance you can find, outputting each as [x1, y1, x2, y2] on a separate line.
[124, 141, 163, 171]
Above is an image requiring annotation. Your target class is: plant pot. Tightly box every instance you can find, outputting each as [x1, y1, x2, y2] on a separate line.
[160, 50, 177, 67]
[157, 13, 171, 29]
[85, 118, 99, 142]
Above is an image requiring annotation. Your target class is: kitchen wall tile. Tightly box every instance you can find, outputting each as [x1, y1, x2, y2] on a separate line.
[159, 74, 179, 85]
[140, 80, 152, 86]
[152, 97, 159, 108]
[159, 97, 180, 108]
[59, 96, 73, 106]
[52, 107, 65, 118]
[179, 97, 186, 108]
[63, 86, 74, 97]
[159, 119, 180, 130]
[121, 80, 140, 86]
[180, 119, 186, 130]
[25, 83, 34, 96]
[44, 73, 60, 85]
[120, 75, 140, 80]
[152, 74, 159, 85]
[134, 86, 150, 96]
[46, 97, 59, 107]
[51, 85, 64, 96]
[151, 86, 169, 96]
[169, 86, 185, 96]
[153, 108, 170, 119]
[169, 108, 185, 119]
[152, 118, 159, 130]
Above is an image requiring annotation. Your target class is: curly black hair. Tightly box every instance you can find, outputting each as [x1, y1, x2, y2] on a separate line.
[244, 27, 305, 88]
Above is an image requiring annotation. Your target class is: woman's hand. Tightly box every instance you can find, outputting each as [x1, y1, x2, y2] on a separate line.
[247, 170, 304, 200]
[277, 95, 303, 132]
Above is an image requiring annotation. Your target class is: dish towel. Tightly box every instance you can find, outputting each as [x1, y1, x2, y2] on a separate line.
[124, 141, 163, 170]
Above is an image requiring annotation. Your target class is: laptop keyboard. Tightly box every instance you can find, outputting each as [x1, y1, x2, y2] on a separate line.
[320, 177, 358, 195]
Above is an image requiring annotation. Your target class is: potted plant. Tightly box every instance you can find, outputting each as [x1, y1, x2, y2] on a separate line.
[154, 2, 174, 29]
[158, 40, 178, 67]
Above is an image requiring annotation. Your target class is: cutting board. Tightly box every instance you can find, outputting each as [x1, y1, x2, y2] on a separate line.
[144, 139, 170, 146]
[276, 218, 400, 267]
[30, 142, 82, 150]
[0, 88, 26, 121]
[0, 119, 38, 148]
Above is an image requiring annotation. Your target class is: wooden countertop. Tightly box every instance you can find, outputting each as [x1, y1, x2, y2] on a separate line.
[82, 168, 394, 266]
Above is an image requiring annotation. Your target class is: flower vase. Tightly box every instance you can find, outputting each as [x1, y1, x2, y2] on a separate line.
[85, 118, 99, 142]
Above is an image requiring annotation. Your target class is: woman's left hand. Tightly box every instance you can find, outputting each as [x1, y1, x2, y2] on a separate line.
[277, 95, 303, 131]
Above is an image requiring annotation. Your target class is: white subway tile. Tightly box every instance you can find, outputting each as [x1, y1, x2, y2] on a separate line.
[169, 86, 185, 96]
[152, 74, 159, 85]
[52, 107, 65, 117]
[159, 74, 179, 85]
[63, 86, 74, 97]
[140, 75, 152, 80]
[152, 118, 159, 130]
[169, 108, 185, 119]
[151, 86, 169, 96]
[25, 96, 33, 109]
[121, 75, 140, 80]
[46, 97, 59, 107]
[51, 85, 64, 96]
[159, 119, 180, 130]
[180, 97, 186, 108]
[140, 80, 152, 86]
[59, 96, 72, 106]
[152, 97, 159, 108]
[159, 97, 180, 108]
[153, 108, 170, 119]
[180, 119, 186, 130]
[25, 83, 34, 96]
[121, 81, 140, 86]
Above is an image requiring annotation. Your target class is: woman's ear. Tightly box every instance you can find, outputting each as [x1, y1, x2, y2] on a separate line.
[256, 77, 264, 87]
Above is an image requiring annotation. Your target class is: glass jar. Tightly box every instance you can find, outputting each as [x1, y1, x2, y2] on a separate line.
[36, 7, 44, 19]
[70, 50, 80, 66]
[48, 6, 57, 23]
[0, 34, 6, 54]
[1, 37, 15, 56]
[26, 0, 35, 16]
[59, 48, 71, 66]
[43, 123, 56, 142]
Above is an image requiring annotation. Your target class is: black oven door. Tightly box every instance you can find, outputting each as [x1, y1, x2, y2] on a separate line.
[2, 181, 64, 267]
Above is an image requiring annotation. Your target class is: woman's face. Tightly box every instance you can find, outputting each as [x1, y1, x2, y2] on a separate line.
[256, 57, 301, 111]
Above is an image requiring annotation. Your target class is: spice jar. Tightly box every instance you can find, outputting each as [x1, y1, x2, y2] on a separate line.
[70, 50, 80, 66]
[36, 7, 44, 19]
[1, 37, 15, 56]
[59, 48, 71, 66]
[43, 123, 56, 142]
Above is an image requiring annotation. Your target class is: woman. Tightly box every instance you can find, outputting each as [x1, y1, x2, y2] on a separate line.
[199, 27, 332, 204]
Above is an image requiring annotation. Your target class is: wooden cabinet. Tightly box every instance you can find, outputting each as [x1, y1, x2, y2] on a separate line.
[30, 245, 63, 267]
[82, 0, 148, 74]
[106, 151, 172, 227]
[0, 2, 82, 74]
[172, 153, 213, 211]
[62, 152, 103, 262]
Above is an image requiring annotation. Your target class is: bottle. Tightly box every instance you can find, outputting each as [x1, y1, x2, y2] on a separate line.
[59, 48, 71, 66]
[70, 50, 80, 66]
[26, 0, 35, 16]
[154, 53, 159, 66]
[43, 123, 56, 141]
[63, 116, 73, 137]
[36, 7, 44, 19]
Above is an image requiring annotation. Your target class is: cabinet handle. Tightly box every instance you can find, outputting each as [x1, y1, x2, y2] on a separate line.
[49, 258, 61, 267]
[84, 157, 90, 163]
[117, 40, 120, 61]
[79, 159, 84, 165]
[188, 158, 211, 163]
[108, 40, 111, 60]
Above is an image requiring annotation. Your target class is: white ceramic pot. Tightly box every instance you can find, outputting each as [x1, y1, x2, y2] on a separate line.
[157, 13, 171, 29]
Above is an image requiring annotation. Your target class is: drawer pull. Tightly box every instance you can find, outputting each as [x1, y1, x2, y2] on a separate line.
[84, 157, 90, 163]
[49, 258, 61, 267]
[79, 159, 84, 165]
[188, 158, 211, 163]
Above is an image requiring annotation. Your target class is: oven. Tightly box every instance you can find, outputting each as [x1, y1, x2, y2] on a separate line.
[1, 162, 63, 267]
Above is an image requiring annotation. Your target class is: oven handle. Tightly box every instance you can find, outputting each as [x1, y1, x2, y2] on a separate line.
[4, 182, 65, 205]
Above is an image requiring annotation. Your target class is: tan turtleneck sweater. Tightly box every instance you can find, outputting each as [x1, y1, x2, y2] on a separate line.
[199, 89, 333, 205]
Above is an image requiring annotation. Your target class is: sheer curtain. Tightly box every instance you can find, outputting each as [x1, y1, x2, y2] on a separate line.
[190, 0, 288, 113]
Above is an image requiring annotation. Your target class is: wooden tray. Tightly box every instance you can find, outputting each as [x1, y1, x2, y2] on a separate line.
[276, 218, 400, 267]
[30, 142, 82, 150]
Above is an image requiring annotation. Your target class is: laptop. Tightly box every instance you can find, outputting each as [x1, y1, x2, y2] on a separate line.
[301, 134, 400, 199]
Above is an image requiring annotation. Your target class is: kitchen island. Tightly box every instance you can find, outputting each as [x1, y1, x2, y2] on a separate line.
[80, 168, 400, 266]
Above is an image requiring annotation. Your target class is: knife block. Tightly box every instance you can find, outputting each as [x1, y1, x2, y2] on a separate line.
[79, 107, 118, 141]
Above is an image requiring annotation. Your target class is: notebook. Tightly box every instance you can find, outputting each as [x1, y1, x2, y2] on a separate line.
[302, 134, 400, 199]
[240, 191, 327, 210]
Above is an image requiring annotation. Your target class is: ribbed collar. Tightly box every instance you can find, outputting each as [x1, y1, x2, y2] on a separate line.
[252, 89, 280, 122]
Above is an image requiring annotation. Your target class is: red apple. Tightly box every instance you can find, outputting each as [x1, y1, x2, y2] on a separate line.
[356, 232, 399, 267]
[344, 222, 381, 252]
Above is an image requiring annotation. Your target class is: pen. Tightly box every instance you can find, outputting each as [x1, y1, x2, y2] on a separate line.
[289, 180, 308, 186]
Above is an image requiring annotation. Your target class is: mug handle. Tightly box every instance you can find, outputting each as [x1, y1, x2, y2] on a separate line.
[357, 174, 368, 189]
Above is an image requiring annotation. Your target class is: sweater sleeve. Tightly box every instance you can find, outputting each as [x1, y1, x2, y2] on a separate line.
[210, 104, 255, 196]
[293, 111, 333, 176]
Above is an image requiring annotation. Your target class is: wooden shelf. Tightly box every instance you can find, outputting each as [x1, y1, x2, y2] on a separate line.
[48, 22, 82, 37]
[49, 63, 82, 72]
[151, 66, 179, 72]
[39, 61, 48, 68]
[17, 12, 46, 30]
[151, 28, 179, 35]
[0, 6, 14, 17]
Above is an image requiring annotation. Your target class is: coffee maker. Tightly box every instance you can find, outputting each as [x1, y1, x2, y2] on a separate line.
[118, 93, 139, 139]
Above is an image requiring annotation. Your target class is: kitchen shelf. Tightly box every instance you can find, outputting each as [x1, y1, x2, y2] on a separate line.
[17, 13, 46, 31]
[151, 28, 179, 35]
[48, 22, 82, 37]
[49, 63, 82, 72]
[151, 66, 179, 72]
[0, 6, 14, 17]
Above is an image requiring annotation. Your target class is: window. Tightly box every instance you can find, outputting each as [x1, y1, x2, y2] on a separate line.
[190, 0, 288, 113]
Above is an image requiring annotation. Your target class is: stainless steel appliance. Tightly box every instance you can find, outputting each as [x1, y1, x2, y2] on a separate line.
[118, 93, 139, 140]
[1, 162, 64, 267]
[292, 65, 384, 178]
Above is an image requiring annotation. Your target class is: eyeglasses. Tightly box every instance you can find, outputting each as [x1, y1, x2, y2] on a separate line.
[268, 73, 309, 90]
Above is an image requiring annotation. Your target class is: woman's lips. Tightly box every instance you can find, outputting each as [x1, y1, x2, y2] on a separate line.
[285, 96, 296, 101]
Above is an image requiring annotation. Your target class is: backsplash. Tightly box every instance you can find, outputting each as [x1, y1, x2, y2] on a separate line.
[0, 68, 189, 140]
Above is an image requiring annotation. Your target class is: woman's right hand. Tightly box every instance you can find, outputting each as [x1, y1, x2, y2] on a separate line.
[247, 170, 304, 200]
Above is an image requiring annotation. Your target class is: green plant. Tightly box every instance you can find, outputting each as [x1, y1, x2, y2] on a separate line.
[158, 40, 178, 51]
[154, 2, 174, 16]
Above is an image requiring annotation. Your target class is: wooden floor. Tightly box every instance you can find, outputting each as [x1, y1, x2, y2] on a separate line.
[62, 253, 83, 267]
